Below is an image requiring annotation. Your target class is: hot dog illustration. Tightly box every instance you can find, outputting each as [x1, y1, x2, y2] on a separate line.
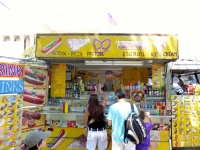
[42, 37, 62, 55]
[47, 129, 67, 148]
[24, 75, 44, 85]
[25, 68, 34, 76]
[24, 89, 45, 99]
[23, 95, 44, 104]
[27, 119, 36, 128]
[77, 71, 85, 76]
[8, 103, 15, 109]
[36, 73, 46, 81]
[25, 68, 46, 81]
[22, 110, 41, 120]
[22, 117, 29, 126]
[112, 71, 123, 78]
[0, 112, 6, 118]
[0, 104, 7, 110]
[8, 110, 15, 116]
[88, 71, 98, 77]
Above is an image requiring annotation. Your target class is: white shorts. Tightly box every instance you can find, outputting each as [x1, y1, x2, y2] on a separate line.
[112, 139, 136, 150]
[86, 129, 108, 150]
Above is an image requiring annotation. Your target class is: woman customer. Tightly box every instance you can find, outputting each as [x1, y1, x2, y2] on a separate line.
[24, 130, 51, 150]
[83, 86, 108, 150]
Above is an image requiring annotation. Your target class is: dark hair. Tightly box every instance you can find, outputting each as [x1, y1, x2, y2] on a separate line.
[25, 139, 43, 150]
[115, 89, 126, 99]
[139, 110, 146, 120]
[105, 70, 112, 75]
[88, 94, 104, 121]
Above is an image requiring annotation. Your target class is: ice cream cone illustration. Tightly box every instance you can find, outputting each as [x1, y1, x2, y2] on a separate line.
[152, 36, 167, 57]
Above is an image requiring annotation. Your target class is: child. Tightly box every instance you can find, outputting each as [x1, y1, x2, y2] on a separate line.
[24, 130, 51, 150]
[136, 111, 153, 150]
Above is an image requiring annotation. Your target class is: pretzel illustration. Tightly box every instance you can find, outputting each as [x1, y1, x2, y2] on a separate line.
[131, 91, 144, 102]
[93, 38, 111, 54]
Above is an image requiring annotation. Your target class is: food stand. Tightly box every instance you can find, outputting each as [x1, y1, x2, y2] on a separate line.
[170, 59, 200, 149]
[34, 33, 178, 150]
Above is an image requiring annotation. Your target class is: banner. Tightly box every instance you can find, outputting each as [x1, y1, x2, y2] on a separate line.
[152, 64, 165, 89]
[0, 80, 24, 94]
[36, 34, 178, 59]
[51, 64, 66, 97]
[0, 63, 24, 78]
[0, 95, 23, 149]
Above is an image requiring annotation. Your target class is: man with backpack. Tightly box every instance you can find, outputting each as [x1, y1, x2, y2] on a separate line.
[107, 89, 139, 150]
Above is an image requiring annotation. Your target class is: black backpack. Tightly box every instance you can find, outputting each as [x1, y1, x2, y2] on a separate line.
[124, 103, 147, 144]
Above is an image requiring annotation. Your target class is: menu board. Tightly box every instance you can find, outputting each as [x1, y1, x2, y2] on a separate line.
[123, 68, 138, 85]
[123, 68, 148, 85]
[0, 95, 23, 149]
[138, 68, 148, 83]
[152, 64, 165, 89]
[171, 95, 200, 147]
[51, 64, 66, 97]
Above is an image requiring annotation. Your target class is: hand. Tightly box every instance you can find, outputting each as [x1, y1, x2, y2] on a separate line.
[146, 112, 150, 118]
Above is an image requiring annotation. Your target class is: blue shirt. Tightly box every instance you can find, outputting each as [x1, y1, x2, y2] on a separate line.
[107, 101, 139, 142]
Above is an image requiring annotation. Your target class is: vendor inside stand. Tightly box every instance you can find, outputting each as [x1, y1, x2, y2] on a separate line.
[101, 70, 114, 91]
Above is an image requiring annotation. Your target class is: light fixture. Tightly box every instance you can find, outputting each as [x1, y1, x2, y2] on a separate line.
[85, 61, 143, 66]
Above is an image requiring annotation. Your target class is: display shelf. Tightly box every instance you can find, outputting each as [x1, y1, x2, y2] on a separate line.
[39, 111, 85, 115]
[146, 97, 165, 100]
[150, 115, 175, 118]
[104, 114, 174, 118]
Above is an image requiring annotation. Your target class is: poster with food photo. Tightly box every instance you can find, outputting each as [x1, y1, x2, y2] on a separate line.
[23, 87, 47, 106]
[152, 64, 165, 89]
[24, 66, 47, 87]
[22, 107, 45, 130]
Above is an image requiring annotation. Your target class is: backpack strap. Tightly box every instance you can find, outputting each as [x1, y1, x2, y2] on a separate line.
[124, 120, 128, 143]
[130, 102, 134, 112]
[124, 102, 135, 143]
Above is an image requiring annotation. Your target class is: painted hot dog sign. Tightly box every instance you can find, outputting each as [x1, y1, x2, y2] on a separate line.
[24, 66, 47, 87]
[36, 34, 178, 59]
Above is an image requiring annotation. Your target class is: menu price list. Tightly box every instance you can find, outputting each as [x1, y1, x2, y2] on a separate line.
[171, 95, 200, 147]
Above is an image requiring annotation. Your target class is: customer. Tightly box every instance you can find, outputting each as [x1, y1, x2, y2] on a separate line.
[101, 70, 114, 91]
[83, 87, 108, 150]
[107, 89, 139, 150]
[136, 111, 153, 150]
[24, 130, 51, 150]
